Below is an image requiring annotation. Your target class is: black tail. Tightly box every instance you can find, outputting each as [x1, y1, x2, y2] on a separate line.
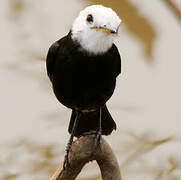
[68, 105, 117, 137]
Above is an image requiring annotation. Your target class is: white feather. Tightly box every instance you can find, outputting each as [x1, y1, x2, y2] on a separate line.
[71, 5, 121, 55]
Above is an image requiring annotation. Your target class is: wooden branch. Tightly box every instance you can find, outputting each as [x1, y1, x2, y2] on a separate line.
[165, 0, 181, 20]
[50, 135, 121, 180]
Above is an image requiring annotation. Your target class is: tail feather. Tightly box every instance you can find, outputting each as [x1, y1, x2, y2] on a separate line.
[68, 105, 116, 137]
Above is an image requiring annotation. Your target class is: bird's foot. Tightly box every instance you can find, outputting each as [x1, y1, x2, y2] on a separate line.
[63, 153, 70, 171]
[93, 130, 102, 149]
[80, 130, 102, 150]
[63, 111, 79, 171]
[63, 138, 73, 171]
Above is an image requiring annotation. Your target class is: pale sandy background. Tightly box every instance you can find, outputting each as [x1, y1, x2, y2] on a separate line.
[1, 0, 181, 180]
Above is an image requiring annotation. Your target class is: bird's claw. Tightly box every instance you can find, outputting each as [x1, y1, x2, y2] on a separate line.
[63, 154, 70, 171]
[93, 131, 102, 149]
[80, 130, 102, 149]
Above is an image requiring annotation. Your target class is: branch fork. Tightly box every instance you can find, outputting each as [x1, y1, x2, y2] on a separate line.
[50, 135, 121, 180]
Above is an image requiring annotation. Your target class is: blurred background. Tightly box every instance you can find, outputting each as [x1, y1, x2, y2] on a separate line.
[1, 0, 181, 179]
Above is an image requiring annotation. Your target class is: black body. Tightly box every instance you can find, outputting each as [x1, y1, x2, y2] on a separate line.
[46, 32, 121, 137]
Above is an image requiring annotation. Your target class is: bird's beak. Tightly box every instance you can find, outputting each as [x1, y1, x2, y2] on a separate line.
[91, 27, 117, 35]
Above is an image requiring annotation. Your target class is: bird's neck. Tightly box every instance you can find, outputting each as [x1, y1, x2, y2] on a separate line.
[71, 29, 113, 55]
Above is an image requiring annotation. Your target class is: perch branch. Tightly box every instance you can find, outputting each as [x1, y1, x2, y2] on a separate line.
[50, 135, 121, 180]
[165, 0, 181, 20]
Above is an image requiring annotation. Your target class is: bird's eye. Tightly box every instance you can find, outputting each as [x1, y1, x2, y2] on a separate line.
[86, 14, 93, 23]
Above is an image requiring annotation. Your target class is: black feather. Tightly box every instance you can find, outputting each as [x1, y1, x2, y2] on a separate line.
[46, 31, 121, 136]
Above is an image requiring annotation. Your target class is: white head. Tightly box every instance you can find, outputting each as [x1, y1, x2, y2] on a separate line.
[71, 5, 121, 55]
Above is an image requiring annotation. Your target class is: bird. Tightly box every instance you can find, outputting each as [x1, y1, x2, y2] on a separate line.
[46, 5, 122, 170]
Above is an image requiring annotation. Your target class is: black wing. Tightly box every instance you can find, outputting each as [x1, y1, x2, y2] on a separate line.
[46, 32, 79, 82]
[111, 44, 121, 77]
[46, 41, 60, 81]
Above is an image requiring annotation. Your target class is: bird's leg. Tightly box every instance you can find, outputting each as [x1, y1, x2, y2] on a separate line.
[93, 107, 102, 148]
[79, 108, 102, 148]
[63, 111, 79, 171]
